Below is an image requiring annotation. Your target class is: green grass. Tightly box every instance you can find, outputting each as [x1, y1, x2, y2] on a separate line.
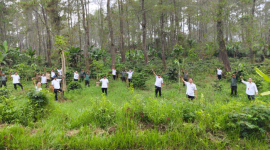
[1, 74, 270, 149]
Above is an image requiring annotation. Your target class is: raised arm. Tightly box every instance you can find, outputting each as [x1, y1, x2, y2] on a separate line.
[152, 70, 157, 76]
[179, 76, 185, 83]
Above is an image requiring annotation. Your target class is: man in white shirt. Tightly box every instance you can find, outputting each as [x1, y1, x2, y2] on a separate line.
[180, 76, 197, 100]
[51, 76, 64, 101]
[73, 71, 79, 81]
[215, 66, 222, 80]
[10, 72, 23, 90]
[152, 70, 163, 97]
[112, 66, 117, 80]
[57, 68, 62, 76]
[240, 76, 258, 100]
[99, 75, 109, 95]
[51, 70, 56, 80]
[40, 74, 47, 88]
[126, 70, 134, 87]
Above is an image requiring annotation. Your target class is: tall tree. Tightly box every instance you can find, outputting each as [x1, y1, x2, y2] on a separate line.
[160, 0, 166, 69]
[217, 0, 231, 72]
[107, 0, 116, 65]
[141, 0, 148, 64]
[118, 0, 126, 62]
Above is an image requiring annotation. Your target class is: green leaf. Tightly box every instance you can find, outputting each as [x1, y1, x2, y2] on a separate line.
[3, 41, 8, 53]
[255, 68, 270, 83]
[260, 91, 270, 96]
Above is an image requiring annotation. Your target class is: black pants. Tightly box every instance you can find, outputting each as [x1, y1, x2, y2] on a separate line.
[74, 79, 78, 81]
[113, 75, 116, 80]
[128, 79, 132, 87]
[14, 83, 23, 90]
[155, 86, 162, 97]
[1, 81, 7, 88]
[248, 95, 255, 100]
[121, 77, 126, 82]
[102, 88, 107, 95]
[187, 95, 195, 100]
[218, 75, 221, 80]
[183, 79, 188, 86]
[85, 80, 90, 87]
[54, 89, 63, 101]
[80, 77, 84, 82]
[231, 86, 237, 95]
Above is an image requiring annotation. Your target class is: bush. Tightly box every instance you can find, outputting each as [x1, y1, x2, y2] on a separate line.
[0, 88, 10, 102]
[67, 81, 82, 91]
[27, 90, 49, 109]
[166, 67, 178, 81]
[131, 73, 147, 89]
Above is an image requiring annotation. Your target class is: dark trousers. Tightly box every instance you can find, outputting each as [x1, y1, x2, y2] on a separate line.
[14, 83, 23, 90]
[121, 77, 126, 82]
[54, 89, 63, 100]
[128, 79, 132, 87]
[231, 86, 237, 95]
[74, 79, 78, 81]
[183, 79, 188, 86]
[113, 75, 116, 80]
[85, 80, 90, 87]
[80, 77, 84, 82]
[218, 75, 221, 80]
[102, 88, 107, 95]
[155, 86, 162, 97]
[187, 95, 195, 100]
[248, 95, 255, 100]
[1, 81, 7, 88]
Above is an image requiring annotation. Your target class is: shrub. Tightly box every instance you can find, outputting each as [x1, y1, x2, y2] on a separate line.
[166, 67, 178, 81]
[0, 88, 10, 102]
[67, 81, 82, 91]
[131, 73, 147, 89]
[27, 90, 49, 109]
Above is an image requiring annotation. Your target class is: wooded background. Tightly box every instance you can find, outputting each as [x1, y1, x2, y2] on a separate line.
[1, 0, 270, 71]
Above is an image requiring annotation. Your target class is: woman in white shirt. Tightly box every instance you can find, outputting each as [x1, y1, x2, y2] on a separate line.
[99, 75, 109, 95]
[10, 72, 23, 90]
[240, 76, 258, 100]
[73, 71, 79, 81]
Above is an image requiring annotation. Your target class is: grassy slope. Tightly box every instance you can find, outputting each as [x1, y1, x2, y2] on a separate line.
[1, 74, 270, 149]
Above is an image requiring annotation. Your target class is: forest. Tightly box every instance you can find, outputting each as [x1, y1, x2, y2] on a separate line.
[1, 0, 270, 149]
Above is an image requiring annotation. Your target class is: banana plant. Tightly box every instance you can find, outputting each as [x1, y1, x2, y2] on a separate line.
[255, 68, 270, 96]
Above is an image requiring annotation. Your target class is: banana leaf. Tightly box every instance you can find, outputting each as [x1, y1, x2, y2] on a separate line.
[255, 68, 270, 82]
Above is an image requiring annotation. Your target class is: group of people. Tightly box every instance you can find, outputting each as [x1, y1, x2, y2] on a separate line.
[0, 65, 260, 101]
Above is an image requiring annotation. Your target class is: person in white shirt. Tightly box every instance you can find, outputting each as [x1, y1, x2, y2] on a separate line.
[51, 76, 64, 101]
[99, 75, 109, 95]
[51, 70, 56, 80]
[57, 68, 62, 76]
[112, 65, 117, 80]
[35, 82, 42, 91]
[152, 70, 163, 97]
[10, 72, 23, 90]
[240, 76, 258, 100]
[180, 76, 197, 100]
[73, 71, 79, 81]
[40, 74, 47, 88]
[215, 66, 222, 80]
[126, 70, 134, 87]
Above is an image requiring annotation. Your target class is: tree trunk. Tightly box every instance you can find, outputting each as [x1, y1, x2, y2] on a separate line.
[142, 0, 148, 64]
[35, 8, 42, 56]
[61, 51, 67, 91]
[160, 0, 166, 69]
[76, 0, 82, 49]
[217, 0, 231, 72]
[107, 0, 116, 65]
[80, 0, 90, 70]
[268, 29, 270, 57]
[41, 5, 52, 67]
[118, 0, 126, 62]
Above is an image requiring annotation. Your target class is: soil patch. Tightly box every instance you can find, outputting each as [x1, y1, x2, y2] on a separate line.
[66, 129, 80, 137]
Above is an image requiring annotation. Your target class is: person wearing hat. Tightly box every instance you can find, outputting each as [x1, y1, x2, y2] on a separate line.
[51, 75, 64, 101]
[152, 70, 163, 97]
[0, 72, 7, 88]
[10, 72, 23, 90]
[99, 75, 109, 95]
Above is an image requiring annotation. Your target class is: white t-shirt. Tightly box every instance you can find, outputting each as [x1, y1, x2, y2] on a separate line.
[100, 78, 109, 88]
[51, 79, 62, 89]
[11, 75, 20, 84]
[51, 72, 55, 78]
[41, 76, 47, 83]
[57, 69, 62, 75]
[217, 69, 222, 75]
[35, 86, 42, 91]
[155, 76, 163, 87]
[112, 69, 117, 75]
[185, 81, 197, 96]
[127, 72, 134, 79]
[242, 81, 258, 95]
[74, 73, 79, 79]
